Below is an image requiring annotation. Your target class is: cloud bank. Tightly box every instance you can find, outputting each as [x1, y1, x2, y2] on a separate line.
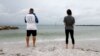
[0, 0, 100, 25]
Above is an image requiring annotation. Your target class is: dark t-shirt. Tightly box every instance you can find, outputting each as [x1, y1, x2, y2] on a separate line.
[64, 15, 75, 30]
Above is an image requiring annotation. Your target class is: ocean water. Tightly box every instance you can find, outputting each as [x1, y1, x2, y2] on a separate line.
[0, 25, 100, 43]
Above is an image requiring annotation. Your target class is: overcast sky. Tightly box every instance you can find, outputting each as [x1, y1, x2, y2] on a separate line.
[0, 0, 100, 25]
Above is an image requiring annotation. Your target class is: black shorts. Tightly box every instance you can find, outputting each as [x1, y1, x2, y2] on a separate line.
[27, 30, 37, 36]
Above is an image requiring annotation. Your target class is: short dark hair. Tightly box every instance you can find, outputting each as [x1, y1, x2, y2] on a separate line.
[67, 9, 72, 15]
[29, 8, 34, 14]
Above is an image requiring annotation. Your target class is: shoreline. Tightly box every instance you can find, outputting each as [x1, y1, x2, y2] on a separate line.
[0, 37, 100, 44]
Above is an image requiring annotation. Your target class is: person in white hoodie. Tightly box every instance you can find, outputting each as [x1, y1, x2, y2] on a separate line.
[24, 8, 39, 47]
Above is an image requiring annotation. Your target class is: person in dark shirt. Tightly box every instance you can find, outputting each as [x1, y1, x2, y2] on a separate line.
[63, 9, 75, 49]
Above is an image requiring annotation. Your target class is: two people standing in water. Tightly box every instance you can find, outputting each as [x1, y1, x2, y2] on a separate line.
[24, 8, 75, 49]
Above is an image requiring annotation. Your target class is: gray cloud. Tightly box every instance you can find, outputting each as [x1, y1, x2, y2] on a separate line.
[0, 0, 100, 25]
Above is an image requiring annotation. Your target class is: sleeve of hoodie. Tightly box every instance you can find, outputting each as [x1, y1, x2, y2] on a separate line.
[33, 13, 39, 23]
[24, 16, 27, 23]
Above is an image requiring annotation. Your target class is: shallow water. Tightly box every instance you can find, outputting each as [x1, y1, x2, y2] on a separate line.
[0, 25, 100, 42]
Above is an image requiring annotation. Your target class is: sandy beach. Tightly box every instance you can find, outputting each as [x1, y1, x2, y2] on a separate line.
[0, 39, 100, 56]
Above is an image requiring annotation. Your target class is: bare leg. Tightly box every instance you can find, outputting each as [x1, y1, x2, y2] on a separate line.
[66, 44, 68, 49]
[26, 36, 30, 47]
[72, 44, 75, 49]
[32, 36, 36, 47]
